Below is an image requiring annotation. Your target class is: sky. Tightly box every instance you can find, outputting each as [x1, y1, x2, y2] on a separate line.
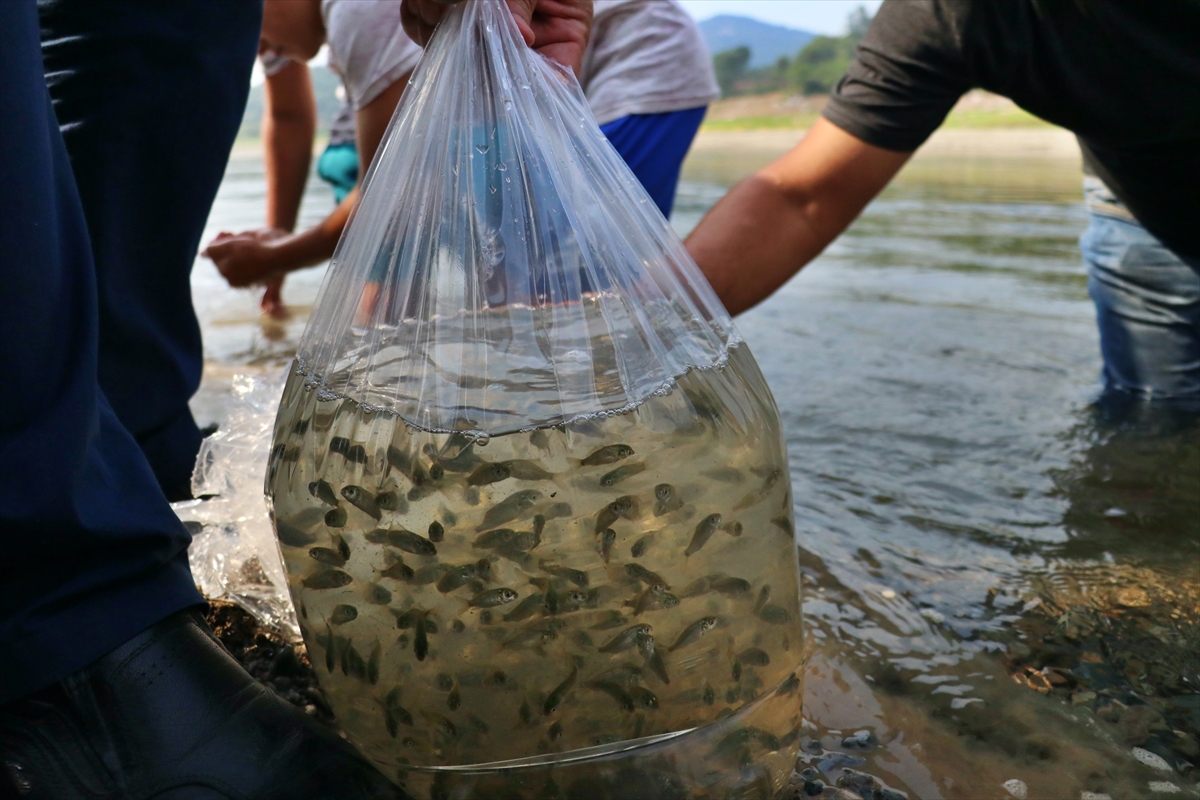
[677, 0, 884, 36]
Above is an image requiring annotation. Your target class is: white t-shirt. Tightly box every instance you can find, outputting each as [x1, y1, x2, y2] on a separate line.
[579, 0, 720, 125]
[321, 0, 423, 111]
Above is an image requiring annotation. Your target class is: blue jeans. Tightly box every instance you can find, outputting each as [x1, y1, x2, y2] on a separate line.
[1081, 178, 1200, 406]
[39, 0, 262, 498]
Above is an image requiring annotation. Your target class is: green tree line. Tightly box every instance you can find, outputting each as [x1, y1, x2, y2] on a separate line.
[714, 7, 872, 98]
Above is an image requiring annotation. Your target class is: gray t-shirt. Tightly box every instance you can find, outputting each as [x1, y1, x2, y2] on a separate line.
[580, 0, 719, 126]
[823, 0, 1200, 261]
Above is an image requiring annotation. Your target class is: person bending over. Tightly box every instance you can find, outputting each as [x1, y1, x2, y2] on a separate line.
[685, 0, 1200, 408]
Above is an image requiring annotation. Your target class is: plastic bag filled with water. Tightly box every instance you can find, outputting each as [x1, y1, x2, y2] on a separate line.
[266, 1, 803, 794]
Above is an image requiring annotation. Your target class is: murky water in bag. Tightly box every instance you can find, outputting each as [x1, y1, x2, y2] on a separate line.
[268, 343, 803, 795]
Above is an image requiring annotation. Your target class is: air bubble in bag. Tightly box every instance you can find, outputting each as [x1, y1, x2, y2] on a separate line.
[265, 2, 803, 796]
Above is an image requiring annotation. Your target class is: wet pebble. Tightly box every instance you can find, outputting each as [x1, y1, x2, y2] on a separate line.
[841, 730, 878, 750]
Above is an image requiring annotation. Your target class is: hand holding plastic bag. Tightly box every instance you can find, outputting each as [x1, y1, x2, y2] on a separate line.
[401, 0, 592, 72]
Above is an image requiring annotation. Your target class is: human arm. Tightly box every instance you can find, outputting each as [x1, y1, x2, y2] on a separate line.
[401, 0, 591, 73]
[203, 76, 409, 288]
[684, 118, 912, 316]
[261, 60, 317, 317]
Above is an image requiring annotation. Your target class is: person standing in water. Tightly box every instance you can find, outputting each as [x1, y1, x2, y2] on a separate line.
[204, 0, 719, 311]
[685, 0, 1199, 409]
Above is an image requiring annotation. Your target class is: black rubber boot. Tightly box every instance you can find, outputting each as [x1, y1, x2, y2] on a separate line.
[0, 610, 411, 799]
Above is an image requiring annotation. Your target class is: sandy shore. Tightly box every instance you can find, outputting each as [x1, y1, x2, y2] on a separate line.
[691, 125, 1080, 163]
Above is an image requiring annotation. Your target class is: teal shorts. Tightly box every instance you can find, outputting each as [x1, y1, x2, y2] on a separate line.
[316, 141, 358, 204]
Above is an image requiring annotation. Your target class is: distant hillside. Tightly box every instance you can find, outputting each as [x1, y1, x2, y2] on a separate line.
[239, 64, 345, 140]
[698, 14, 815, 69]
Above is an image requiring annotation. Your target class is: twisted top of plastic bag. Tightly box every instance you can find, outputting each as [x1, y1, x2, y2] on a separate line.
[297, 0, 737, 438]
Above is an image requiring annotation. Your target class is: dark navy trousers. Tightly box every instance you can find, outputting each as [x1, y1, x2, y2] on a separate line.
[0, 0, 259, 703]
[39, 0, 262, 499]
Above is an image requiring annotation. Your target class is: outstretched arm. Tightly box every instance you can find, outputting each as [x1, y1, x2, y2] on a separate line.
[204, 76, 411, 287]
[685, 117, 912, 316]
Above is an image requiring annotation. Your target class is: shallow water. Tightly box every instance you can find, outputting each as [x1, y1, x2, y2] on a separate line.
[193, 142, 1199, 798]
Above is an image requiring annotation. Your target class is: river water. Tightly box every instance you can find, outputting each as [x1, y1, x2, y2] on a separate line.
[191, 140, 1199, 799]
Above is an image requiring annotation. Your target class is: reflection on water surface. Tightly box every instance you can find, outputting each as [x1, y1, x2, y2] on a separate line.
[193, 141, 1199, 798]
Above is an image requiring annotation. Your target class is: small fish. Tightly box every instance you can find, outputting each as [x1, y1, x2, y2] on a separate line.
[414, 610, 431, 661]
[732, 659, 743, 682]
[711, 576, 752, 596]
[542, 502, 573, 520]
[519, 699, 535, 725]
[737, 647, 771, 666]
[600, 462, 646, 488]
[345, 444, 368, 464]
[702, 684, 716, 705]
[420, 710, 457, 739]
[477, 490, 543, 531]
[679, 575, 713, 599]
[503, 460, 554, 481]
[341, 485, 382, 520]
[503, 593, 545, 622]
[753, 585, 771, 614]
[684, 513, 722, 557]
[667, 616, 718, 652]
[624, 563, 669, 588]
[378, 557, 414, 582]
[411, 563, 453, 586]
[631, 585, 679, 615]
[779, 672, 801, 695]
[630, 534, 654, 558]
[473, 528, 517, 549]
[428, 463, 444, 481]
[324, 507, 348, 528]
[302, 569, 353, 590]
[581, 444, 634, 466]
[469, 588, 519, 608]
[309, 480, 340, 507]
[734, 468, 783, 511]
[702, 467, 744, 484]
[333, 533, 350, 561]
[329, 437, 351, 457]
[538, 560, 589, 588]
[467, 462, 511, 486]
[329, 604, 358, 625]
[394, 608, 426, 629]
[465, 713, 489, 734]
[275, 520, 317, 547]
[532, 514, 546, 537]
[757, 604, 791, 624]
[638, 634, 671, 685]
[502, 624, 558, 650]
[543, 665, 578, 715]
[367, 641, 381, 685]
[598, 624, 652, 654]
[597, 528, 616, 563]
[653, 483, 683, 516]
[342, 642, 367, 680]
[366, 583, 392, 605]
[590, 611, 628, 630]
[380, 528, 437, 556]
[594, 495, 638, 533]
[436, 560, 489, 593]
[529, 429, 551, 451]
[309, 546, 346, 567]
[451, 619, 466, 633]
[587, 681, 635, 712]
[447, 686, 461, 710]
[548, 721, 563, 741]
[508, 529, 541, 552]
[384, 687, 413, 732]
[376, 491, 406, 513]
[428, 521, 445, 542]
[627, 686, 659, 710]
[720, 520, 744, 538]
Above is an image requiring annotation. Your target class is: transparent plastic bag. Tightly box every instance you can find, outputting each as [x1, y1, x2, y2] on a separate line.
[267, 1, 802, 795]
[176, 370, 300, 641]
